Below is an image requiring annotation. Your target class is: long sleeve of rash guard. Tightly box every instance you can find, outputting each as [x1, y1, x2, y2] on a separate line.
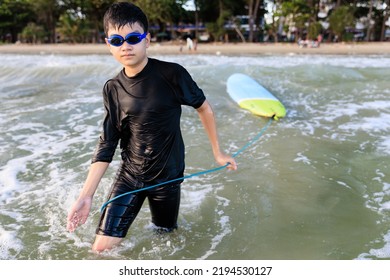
[91, 82, 120, 163]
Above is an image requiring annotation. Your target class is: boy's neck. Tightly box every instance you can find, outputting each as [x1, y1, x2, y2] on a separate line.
[124, 57, 149, 78]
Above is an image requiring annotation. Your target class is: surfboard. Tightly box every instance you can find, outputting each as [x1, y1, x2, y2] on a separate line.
[227, 73, 286, 119]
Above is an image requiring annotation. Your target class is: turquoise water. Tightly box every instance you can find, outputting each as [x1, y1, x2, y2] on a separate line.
[0, 53, 389, 260]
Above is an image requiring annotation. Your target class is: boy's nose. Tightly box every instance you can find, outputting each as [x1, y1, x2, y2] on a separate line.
[122, 41, 134, 49]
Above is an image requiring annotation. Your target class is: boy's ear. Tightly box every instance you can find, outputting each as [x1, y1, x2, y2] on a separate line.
[145, 33, 151, 48]
[105, 38, 110, 47]
[105, 38, 114, 55]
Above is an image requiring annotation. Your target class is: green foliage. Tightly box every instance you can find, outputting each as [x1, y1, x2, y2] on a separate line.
[21, 23, 46, 43]
[27, 0, 64, 43]
[134, 0, 186, 24]
[280, 0, 310, 18]
[329, 6, 355, 41]
[307, 22, 322, 40]
[0, 0, 35, 41]
[206, 9, 231, 41]
[57, 11, 89, 43]
[0, 0, 389, 43]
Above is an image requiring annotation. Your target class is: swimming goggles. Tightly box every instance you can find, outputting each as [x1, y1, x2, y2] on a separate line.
[107, 32, 147, 46]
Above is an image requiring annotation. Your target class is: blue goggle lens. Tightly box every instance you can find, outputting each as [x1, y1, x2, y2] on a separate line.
[107, 33, 147, 46]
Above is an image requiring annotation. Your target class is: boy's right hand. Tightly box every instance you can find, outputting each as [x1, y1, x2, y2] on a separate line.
[66, 197, 92, 232]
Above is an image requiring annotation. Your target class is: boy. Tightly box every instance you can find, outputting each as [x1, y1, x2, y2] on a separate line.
[66, 2, 237, 253]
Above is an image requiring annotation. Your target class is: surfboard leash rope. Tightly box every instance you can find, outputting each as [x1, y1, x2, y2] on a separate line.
[100, 116, 275, 213]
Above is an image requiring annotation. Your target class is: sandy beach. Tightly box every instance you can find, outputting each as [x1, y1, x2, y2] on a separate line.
[1, 41, 390, 56]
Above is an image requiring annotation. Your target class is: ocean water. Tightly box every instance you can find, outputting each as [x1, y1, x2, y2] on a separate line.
[0, 52, 389, 260]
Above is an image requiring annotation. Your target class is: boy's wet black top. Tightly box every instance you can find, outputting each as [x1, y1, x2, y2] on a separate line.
[92, 58, 206, 186]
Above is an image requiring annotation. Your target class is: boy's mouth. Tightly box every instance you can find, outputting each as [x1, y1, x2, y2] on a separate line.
[121, 53, 135, 57]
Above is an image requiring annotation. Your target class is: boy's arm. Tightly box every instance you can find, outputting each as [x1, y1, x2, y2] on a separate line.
[66, 161, 110, 232]
[196, 100, 237, 171]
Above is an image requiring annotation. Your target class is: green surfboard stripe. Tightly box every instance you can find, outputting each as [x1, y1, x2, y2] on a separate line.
[238, 99, 286, 118]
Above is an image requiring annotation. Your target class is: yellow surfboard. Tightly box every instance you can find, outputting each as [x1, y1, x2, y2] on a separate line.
[227, 73, 286, 119]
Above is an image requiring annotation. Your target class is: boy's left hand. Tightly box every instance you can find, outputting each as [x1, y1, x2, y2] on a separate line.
[215, 153, 237, 171]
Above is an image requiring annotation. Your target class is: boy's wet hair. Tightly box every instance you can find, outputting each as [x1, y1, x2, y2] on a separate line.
[103, 2, 149, 36]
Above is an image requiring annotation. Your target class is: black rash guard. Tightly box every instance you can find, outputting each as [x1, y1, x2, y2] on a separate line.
[92, 58, 206, 187]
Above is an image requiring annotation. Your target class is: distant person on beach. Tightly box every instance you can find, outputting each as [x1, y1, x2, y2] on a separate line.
[186, 37, 193, 50]
[66, 2, 236, 252]
[317, 34, 323, 46]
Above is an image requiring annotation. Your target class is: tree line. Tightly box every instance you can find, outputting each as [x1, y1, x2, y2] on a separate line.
[0, 0, 389, 44]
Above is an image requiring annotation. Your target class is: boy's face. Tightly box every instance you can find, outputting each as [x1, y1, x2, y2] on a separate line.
[105, 22, 150, 76]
